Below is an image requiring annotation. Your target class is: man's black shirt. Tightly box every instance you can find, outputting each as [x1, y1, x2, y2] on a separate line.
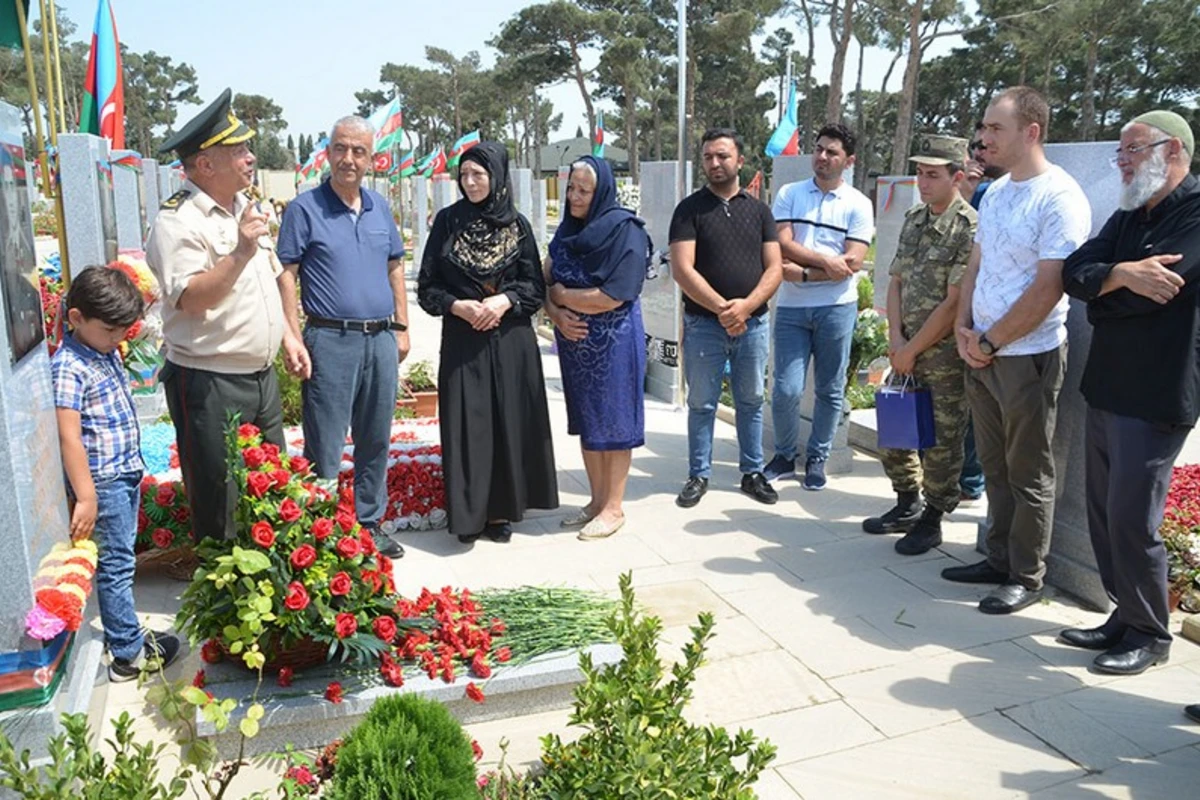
[669, 186, 778, 319]
[1063, 173, 1200, 426]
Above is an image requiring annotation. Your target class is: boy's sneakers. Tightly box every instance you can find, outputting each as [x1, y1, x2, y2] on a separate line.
[803, 458, 828, 491]
[109, 631, 182, 683]
[763, 454, 797, 482]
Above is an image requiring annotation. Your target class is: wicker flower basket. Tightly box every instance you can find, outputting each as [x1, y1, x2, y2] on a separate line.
[222, 634, 330, 673]
[135, 543, 201, 582]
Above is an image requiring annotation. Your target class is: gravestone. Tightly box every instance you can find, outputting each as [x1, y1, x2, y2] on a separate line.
[110, 152, 146, 250]
[872, 176, 920, 309]
[639, 161, 688, 404]
[0, 102, 104, 765]
[414, 178, 429, 270]
[769, 155, 854, 204]
[556, 166, 569, 215]
[431, 175, 456, 215]
[512, 167, 533, 222]
[58, 133, 117, 277]
[157, 165, 173, 205]
[530, 180, 548, 251]
[141, 158, 160, 229]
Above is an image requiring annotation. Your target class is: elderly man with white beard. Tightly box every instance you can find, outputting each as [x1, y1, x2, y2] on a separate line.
[1060, 110, 1199, 677]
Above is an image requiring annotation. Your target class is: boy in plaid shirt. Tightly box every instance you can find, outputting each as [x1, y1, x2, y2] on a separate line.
[51, 267, 181, 682]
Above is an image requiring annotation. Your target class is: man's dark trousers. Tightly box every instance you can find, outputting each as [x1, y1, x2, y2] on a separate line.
[302, 326, 399, 526]
[1086, 406, 1189, 647]
[161, 361, 286, 542]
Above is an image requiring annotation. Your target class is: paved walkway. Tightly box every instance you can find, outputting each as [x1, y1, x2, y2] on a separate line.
[107, 287, 1200, 798]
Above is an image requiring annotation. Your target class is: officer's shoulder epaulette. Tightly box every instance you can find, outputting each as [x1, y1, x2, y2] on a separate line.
[161, 189, 191, 211]
[904, 203, 926, 218]
[955, 201, 978, 220]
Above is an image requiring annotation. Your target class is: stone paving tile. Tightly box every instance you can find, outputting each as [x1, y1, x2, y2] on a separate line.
[764, 534, 947, 582]
[658, 613, 779, 664]
[686, 649, 837, 726]
[1031, 744, 1200, 799]
[777, 712, 1085, 799]
[465, 707, 576, 772]
[829, 641, 1087, 738]
[635, 579, 740, 627]
[741, 701, 884, 766]
[627, 556, 802, 596]
[1001, 697, 1151, 771]
[753, 767, 804, 799]
[1009, 630, 1200, 689]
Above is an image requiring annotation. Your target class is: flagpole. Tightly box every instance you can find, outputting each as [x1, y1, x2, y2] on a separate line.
[13, 0, 48, 195]
[676, 0, 686, 209]
[36, 0, 59, 147]
[47, 0, 66, 130]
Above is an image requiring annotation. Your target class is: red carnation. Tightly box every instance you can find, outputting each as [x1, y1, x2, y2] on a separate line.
[290, 456, 311, 475]
[311, 517, 334, 540]
[154, 483, 176, 507]
[465, 682, 485, 703]
[151, 527, 174, 549]
[372, 616, 397, 643]
[279, 498, 302, 523]
[238, 423, 261, 440]
[471, 739, 483, 761]
[324, 681, 344, 704]
[250, 521, 276, 549]
[495, 646, 512, 663]
[329, 571, 352, 596]
[192, 669, 206, 689]
[471, 653, 492, 679]
[289, 544, 317, 570]
[277, 666, 294, 687]
[335, 536, 361, 560]
[381, 660, 404, 687]
[271, 469, 292, 491]
[334, 612, 358, 639]
[242, 446, 267, 469]
[247, 471, 272, 498]
[200, 639, 224, 664]
[284, 581, 310, 611]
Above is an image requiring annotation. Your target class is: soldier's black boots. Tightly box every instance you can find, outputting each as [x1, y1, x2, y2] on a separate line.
[895, 506, 945, 555]
[862, 491, 923, 534]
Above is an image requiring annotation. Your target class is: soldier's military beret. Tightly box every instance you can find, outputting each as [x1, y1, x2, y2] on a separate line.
[158, 88, 255, 160]
[910, 135, 969, 167]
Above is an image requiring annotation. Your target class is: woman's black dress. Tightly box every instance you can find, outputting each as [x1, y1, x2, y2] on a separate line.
[416, 153, 558, 536]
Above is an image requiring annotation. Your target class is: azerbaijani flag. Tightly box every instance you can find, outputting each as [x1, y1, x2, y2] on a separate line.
[79, 0, 125, 149]
[369, 97, 404, 154]
[416, 147, 446, 178]
[765, 81, 799, 158]
[398, 150, 416, 178]
[0, 1, 30, 51]
[592, 111, 606, 157]
[110, 149, 142, 169]
[446, 130, 481, 169]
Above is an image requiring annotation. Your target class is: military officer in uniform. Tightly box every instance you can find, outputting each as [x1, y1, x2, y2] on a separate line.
[146, 88, 289, 542]
[863, 135, 978, 555]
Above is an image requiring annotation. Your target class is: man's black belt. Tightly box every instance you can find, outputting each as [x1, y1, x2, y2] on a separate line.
[306, 315, 392, 334]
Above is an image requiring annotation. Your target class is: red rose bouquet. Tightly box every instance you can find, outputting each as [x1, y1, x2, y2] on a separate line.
[136, 475, 192, 552]
[177, 421, 399, 670]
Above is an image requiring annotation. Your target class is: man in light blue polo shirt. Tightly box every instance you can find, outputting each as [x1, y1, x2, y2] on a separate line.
[276, 115, 410, 558]
[766, 123, 875, 490]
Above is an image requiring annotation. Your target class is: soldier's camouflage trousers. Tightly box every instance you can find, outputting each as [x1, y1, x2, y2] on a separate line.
[880, 344, 968, 513]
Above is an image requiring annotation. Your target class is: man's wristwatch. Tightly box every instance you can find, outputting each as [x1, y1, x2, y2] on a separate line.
[390, 320, 408, 332]
[978, 334, 998, 356]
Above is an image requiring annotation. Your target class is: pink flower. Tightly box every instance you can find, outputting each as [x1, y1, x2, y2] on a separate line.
[24, 605, 66, 641]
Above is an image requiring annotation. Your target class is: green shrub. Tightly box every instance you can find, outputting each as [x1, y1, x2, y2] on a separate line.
[324, 694, 478, 800]
[845, 382, 877, 410]
[857, 274, 874, 312]
[403, 359, 437, 392]
[274, 354, 303, 426]
[536, 573, 776, 799]
[847, 309, 888, 383]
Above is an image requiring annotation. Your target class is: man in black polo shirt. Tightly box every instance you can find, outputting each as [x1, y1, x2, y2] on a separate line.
[1061, 110, 1199, 676]
[669, 128, 783, 508]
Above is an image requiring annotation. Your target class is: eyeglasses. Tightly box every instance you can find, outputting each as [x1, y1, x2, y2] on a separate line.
[1109, 139, 1171, 167]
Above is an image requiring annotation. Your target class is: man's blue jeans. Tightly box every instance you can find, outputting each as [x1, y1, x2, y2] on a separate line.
[92, 471, 145, 662]
[683, 312, 769, 479]
[302, 326, 399, 526]
[771, 303, 857, 463]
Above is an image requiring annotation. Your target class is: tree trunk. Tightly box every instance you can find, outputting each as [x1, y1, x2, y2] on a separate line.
[1079, 34, 1099, 141]
[532, 87, 543, 177]
[570, 37, 596, 141]
[889, 0, 925, 175]
[625, 83, 639, 182]
[799, 0, 816, 147]
[853, 36, 867, 192]
[825, 0, 856, 123]
[653, 92, 663, 161]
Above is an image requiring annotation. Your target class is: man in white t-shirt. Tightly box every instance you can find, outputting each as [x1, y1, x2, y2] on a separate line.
[765, 123, 875, 491]
[945, 86, 1092, 614]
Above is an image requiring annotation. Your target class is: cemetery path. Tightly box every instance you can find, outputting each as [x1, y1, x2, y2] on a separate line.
[103, 284, 1200, 798]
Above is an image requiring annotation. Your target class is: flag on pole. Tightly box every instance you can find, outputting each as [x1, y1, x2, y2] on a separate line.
[368, 97, 404, 154]
[592, 111, 606, 157]
[80, 0, 125, 149]
[745, 170, 763, 199]
[111, 149, 142, 170]
[446, 130, 480, 169]
[373, 151, 393, 173]
[416, 147, 446, 178]
[0, 1, 30, 51]
[398, 150, 416, 178]
[765, 81, 799, 158]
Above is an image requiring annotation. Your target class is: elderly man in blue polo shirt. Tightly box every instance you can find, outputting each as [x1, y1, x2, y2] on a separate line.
[277, 116, 410, 558]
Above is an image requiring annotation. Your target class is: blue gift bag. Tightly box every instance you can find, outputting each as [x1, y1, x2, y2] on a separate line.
[875, 378, 936, 450]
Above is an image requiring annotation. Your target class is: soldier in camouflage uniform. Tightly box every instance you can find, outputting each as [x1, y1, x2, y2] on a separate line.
[864, 136, 978, 555]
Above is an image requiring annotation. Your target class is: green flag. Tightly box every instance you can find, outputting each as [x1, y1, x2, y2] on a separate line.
[0, 1, 31, 51]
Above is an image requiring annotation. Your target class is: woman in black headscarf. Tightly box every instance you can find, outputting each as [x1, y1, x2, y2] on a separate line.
[417, 142, 558, 544]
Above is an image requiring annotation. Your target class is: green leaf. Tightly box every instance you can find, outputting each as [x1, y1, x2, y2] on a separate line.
[180, 686, 209, 706]
[247, 702, 265, 721]
[239, 717, 260, 738]
[232, 546, 271, 575]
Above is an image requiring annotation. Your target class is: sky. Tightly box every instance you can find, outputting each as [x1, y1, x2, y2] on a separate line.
[49, 0, 966, 147]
